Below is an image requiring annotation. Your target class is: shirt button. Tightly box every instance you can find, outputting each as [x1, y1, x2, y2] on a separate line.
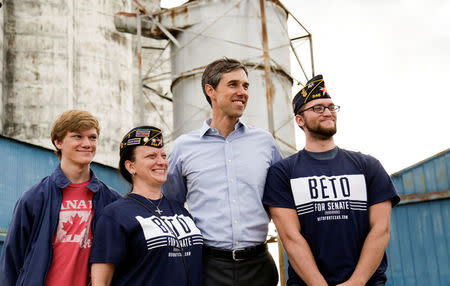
[235, 241, 239, 245]
[232, 199, 236, 203]
[230, 178, 234, 182]
[226, 140, 229, 144]
[228, 159, 232, 163]
[234, 220, 238, 224]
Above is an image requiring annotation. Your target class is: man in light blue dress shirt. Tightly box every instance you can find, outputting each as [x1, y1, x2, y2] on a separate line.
[162, 58, 282, 286]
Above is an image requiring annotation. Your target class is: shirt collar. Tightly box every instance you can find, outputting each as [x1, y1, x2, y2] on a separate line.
[199, 119, 245, 137]
[51, 164, 102, 192]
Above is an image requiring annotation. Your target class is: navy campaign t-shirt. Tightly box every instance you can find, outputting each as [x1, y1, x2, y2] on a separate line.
[90, 193, 203, 286]
[263, 148, 399, 286]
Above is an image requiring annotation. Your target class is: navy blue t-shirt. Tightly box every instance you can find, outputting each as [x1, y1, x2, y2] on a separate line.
[263, 148, 399, 286]
[90, 193, 203, 286]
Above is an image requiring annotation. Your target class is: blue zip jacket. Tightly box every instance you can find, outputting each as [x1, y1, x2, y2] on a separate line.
[0, 165, 122, 286]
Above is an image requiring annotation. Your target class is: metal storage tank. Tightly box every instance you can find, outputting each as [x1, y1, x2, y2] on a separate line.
[0, 135, 130, 255]
[386, 148, 450, 285]
[0, 0, 170, 167]
[116, 0, 297, 156]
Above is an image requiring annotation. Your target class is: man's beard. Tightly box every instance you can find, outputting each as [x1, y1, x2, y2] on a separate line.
[304, 118, 337, 140]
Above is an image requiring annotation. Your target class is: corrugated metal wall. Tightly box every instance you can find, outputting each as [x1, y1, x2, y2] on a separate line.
[386, 149, 450, 285]
[0, 136, 130, 254]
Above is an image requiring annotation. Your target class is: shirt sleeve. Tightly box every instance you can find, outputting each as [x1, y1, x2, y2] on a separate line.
[270, 138, 283, 165]
[162, 141, 188, 204]
[365, 156, 400, 207]
[263, 161, 296, 209]
[0, 192, 38, 285]
[90, 213, 127, 265]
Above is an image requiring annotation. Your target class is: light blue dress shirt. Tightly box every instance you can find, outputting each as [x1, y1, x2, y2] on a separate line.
[162, 119, 282, 250]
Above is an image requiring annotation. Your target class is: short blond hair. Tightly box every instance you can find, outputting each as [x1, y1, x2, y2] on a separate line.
[51, 110, 100, 159]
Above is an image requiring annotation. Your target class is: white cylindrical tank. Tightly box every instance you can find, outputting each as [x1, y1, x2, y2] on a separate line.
[159, 0, 296, 155]
[0, 0, 167, 167]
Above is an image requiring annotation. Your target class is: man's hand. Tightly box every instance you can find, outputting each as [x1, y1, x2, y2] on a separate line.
[342, 200, 392, 285]
[336, 279, 365, 286]
[270, 206, 328, 286]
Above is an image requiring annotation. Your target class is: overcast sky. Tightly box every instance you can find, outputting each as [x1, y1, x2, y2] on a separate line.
[161, 0, 450, 174]
[282, 0, 450, 173]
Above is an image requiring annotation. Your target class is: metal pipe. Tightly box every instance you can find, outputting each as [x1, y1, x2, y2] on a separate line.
[278, 240, 286, 286]
[259, 0, 275, 136]
[290, 35, 310, 41]
[142, 46, 166, 50]
[142, 16, 180, 47]
[309, 34, 315, 77]
[275, 1, 311, 35]
[143, 84, 173, 102]
[289, 40, 307, 81]
[137, 12, 144, 123]
[273, 1, 315, 78]
[133, 0, 149, 14]
[143, 41, 170, 78]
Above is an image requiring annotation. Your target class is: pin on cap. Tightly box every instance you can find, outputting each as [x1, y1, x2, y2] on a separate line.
[120, 126, 163, 153]
[292, 74, 331, 114]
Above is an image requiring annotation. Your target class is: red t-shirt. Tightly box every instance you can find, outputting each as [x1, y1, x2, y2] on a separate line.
[45, 181, 94, 286]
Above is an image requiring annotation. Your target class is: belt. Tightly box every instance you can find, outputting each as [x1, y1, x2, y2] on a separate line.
[203, 243, 267, 262]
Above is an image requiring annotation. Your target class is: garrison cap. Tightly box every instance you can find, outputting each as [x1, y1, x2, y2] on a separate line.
[292, 74, 331, 114]
[120, 126, 163, 153]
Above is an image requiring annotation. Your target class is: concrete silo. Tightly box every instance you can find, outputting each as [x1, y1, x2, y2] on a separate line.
[0, 0, 169, 167]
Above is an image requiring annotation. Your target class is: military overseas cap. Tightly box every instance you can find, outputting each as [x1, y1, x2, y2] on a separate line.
[292, 74, 331, 114]
[120, 126, 164, 153]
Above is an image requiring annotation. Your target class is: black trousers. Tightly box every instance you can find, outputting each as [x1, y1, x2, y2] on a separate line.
[202, 248, 279, 286]
[288, 279, 386, 286]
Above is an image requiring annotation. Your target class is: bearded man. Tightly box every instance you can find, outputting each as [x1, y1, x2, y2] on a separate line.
[263, 75, 400, 286]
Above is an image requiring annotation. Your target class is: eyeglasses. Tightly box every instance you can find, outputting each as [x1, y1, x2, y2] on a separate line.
[299, 104, 340, 114]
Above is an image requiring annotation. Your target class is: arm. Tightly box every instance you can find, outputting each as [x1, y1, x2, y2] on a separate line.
[337, 200, 392, 286]
[270, 207, 327, 286]
[162, 144, 188, 203]
[0, 197, 35, 285]
[90, 213, 124, 286]
[91, 263, 115, 286]
[270, 138, 283, 164]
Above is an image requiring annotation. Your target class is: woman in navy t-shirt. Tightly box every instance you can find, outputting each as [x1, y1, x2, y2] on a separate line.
[90, 126, 203, 286]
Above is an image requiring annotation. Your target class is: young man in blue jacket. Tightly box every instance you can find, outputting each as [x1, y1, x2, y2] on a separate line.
[0, 110, 121, 286]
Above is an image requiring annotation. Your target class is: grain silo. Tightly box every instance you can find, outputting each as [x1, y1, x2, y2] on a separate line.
[0, 0, 171, 167]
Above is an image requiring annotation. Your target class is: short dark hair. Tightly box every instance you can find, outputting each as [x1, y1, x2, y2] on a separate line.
[201, 58, 248, 106]
[118, 146, 137, 185]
